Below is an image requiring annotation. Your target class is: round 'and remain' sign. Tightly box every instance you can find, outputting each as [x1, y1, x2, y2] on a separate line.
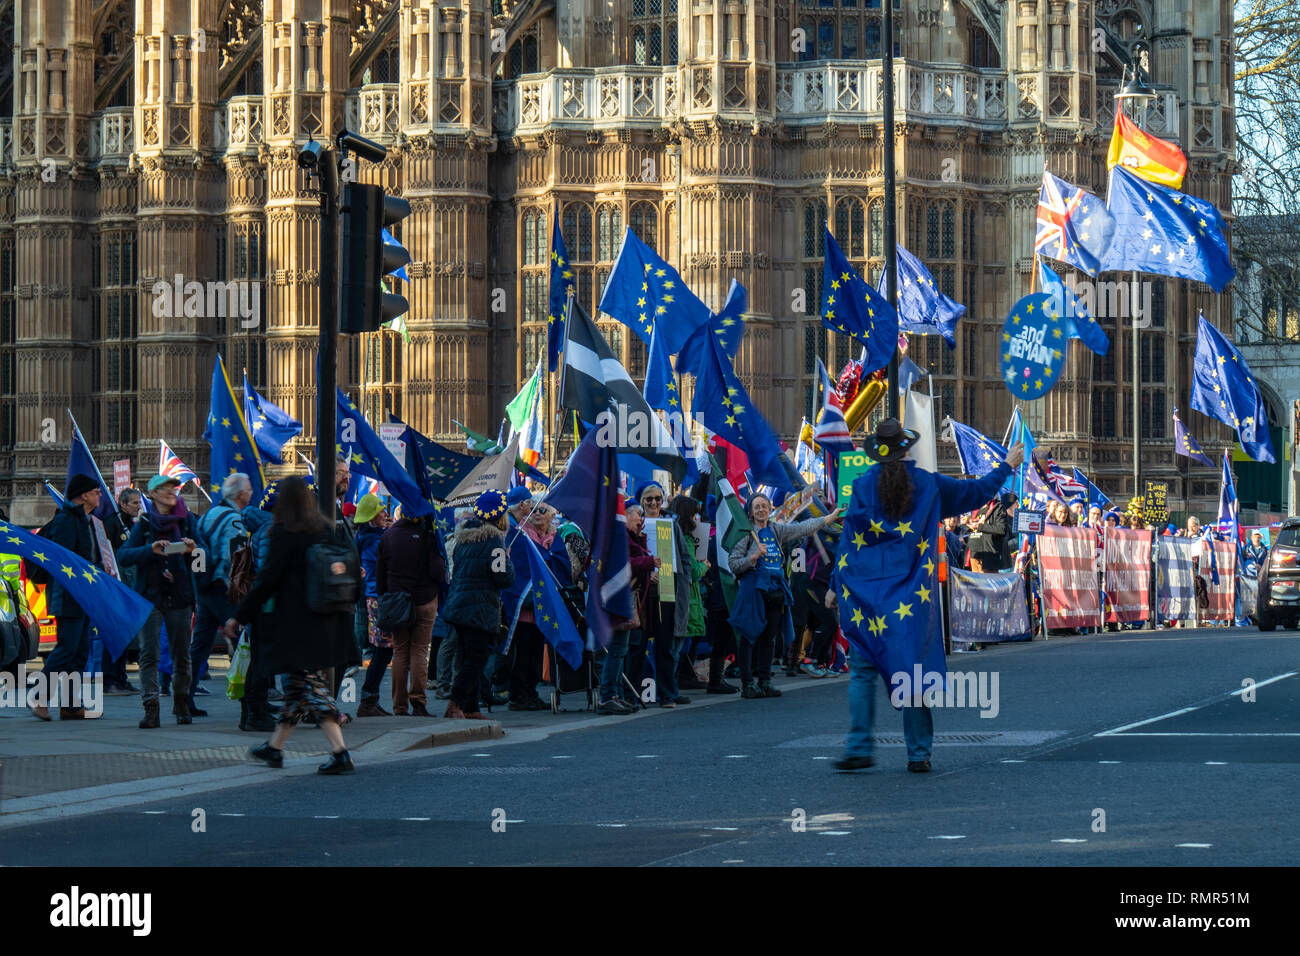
[999, 291, 1066, 401]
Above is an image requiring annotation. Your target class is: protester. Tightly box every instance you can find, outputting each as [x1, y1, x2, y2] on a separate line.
[968, 493, 1016, 572]
[831, 419, 1024, 773]
[30, 474, 104, 720]
[235, 481, 283, 732]
[669, 495, 708, 689]
[223, 476, 357, 774]
[1086, 505, 1103, 529]
[1186, 515, 1202, 537]
[434, 507, 474, 701]
[353, 494, 393, 717]
[639, 481, 695, 707]
[102, 487, 144, 694]
[497, 487, 548, 710]
[728, 493, 840, 699]
[376, 506, 446, 718]
[440, 491, 514, 720]
[941, 516, 967, 571]
[790, 522, 840, 678]
[620, 502, 657, 706]
[1068, 496, 1086, 523]
[117, 475, 199, 728]
[1244, 530, 1268, 577]
[191, 473, 252, 713]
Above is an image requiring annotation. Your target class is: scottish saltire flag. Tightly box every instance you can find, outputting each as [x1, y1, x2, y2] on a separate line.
[516, 536, 585, 669]
[243, 374, 302, 462]
[158, 439, 198, 486]
[546, 426, 633, 650]
[599, 228, 710, 354]
[899, 355, 928, 392]
[1102, 167, 1235, 292]
[945, 419, 1007, 477]
[336, 389, 434, 517]
[822, 226, 898, 374]
[813, 402, 854, 453]
[506, 359, 546, 468]
[684, 289, 795, 493]
[64, 416, 116, 521]
[203, 354, 265, 500]
[878, 245, 965, 347]
[0, 516, 153, 660]
[1217, 449, 1239, 540]
[1072, 468, 1111, 509]
[1037, 258, 1109, 356]
[1172, 407, 1215, 468]
[1036, 171, 1115, 277]
[1190, 315, 1275, 463]
[547, 211, 576, 371]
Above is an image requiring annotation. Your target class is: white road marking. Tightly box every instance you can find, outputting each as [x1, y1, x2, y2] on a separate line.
[1205, 761, 1228, 765]
[1098, 760, 1122, 764]
[470, 753, 492, 757]
[596, 823, 627, 828]
[218, 813, 245, 817]
[722, 859, 744, 863]
[1104, 732, 1300, 737]
[505, 819, 525, 823]
[708, 827, 739, 831]
[1052, 838, 1087, 843]
[1097, 672, 1298, 736]
[634, 754, 658, 758]
[551, 755, 574, 759]
[1000, 759, 1025, 763]
[401, 817, 431, 821]
[929, 835, 966, 840]
[1231, 672, 1296, 696]
[818, 831, 852, 836]
[313, 815, 340, 819]
[1177, 843, 1212, 848]
[724, 754, 749, 758]
[141, 810, 165, 815]
[812, 756, 831, 760]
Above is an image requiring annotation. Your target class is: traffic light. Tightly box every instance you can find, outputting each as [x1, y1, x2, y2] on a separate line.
[340, 182, 411, 334]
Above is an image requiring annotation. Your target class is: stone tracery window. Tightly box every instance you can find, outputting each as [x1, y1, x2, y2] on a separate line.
[631, 0, 678, 66]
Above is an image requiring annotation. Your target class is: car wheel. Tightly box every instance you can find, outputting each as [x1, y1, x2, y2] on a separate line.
[1257, 607, 1277, 632]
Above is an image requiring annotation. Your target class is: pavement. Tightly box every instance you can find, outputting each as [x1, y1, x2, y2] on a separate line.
[2, 626, 1298, 866]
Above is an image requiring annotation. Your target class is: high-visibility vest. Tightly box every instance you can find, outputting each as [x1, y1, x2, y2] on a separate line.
[0, 552, 23, 616]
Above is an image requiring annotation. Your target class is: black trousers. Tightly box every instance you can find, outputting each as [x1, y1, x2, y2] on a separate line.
[508, 621, 545, 702]
[707, 606, 736, 683]
[793, 579, 837, 666]
[243, 629, 272, 717]
[452, 626, 493, 713]
[362, 645, 394, 696]
[737, 591, 786, 683]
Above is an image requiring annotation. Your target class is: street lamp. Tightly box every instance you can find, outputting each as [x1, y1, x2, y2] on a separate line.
[1114, 62, 1157, 509]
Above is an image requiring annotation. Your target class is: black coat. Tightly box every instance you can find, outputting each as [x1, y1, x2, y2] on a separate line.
[970, 504, 1011, 568]
[41, 501, 100, 617]
[377, 517, 448, 606]
[440, 518, 514, 634]
[233, 524, 355, 674]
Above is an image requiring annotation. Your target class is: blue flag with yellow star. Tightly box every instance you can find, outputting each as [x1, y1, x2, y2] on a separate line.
[203, 354, 265, 501]
[675, 278, 747, 375]
[1037, 258, 1109, 357]
[832, 460, 1012, 703]
[387, 416, 478, 500]
[1172, 407, 1214, 468]
[0, 517, 153, 661]
[946, 419, 1007, 478]
[878, 244, 965, 348]
[547, 210, 576, 372]
[822, 225, 899, 375]
[243, 374, 302, 462]
[1189, 314, 1275, 463]
[514, 535, 586, 670]
[598, 227, 711, 355]
[336, 389, 435, 516]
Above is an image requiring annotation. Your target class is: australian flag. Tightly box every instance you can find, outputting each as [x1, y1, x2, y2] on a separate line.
[1172, 407, 1214, 468]
[879, 244, 965, 347]
[1190, 314, 1275, 463]
[823, 226, 898, 375]
[945, 419, 1007, 478]
[336, 389, 434, 516]
[1102, 167, 1235, 293]
[203, 354, 265, 501]
[546, 427, 633, 650]
[1036, 171, 1115, 277]
[547, 210, 576, 371]
[243, 374, 303, 462]
[598, 227, 711, 355]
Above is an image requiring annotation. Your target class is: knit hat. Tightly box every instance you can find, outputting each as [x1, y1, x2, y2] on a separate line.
[636, 480, 665, 502]
[475, 489, 508, 521]
[1104, 510, 1122, 525]
[353, 493, 383, 525]
[66, 473, 100, 499]
[1068, 495, 1086, 508]
[505, 486, 532, 507]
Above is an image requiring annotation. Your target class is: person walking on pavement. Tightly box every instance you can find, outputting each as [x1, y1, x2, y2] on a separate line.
[597, 502, 657, 714]
[353, 494, 394, 717]
[190, 473, 252, 711]
[29, 474, 104, 720]
[376, 507, 447, 717]
[223, 476, 358, 774]
[101, 487, 144, 694]
[117, 474, 200, 728]
[440, 491, 515, 720]
[831, 419, 1023, 773]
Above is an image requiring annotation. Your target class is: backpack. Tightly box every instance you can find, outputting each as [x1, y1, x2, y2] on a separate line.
[226, 533, 255, 605]
[196, 506, 243, 587]
[305, 525, 361, 615]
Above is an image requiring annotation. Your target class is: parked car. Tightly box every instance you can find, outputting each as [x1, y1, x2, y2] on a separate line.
[1253, 517, 1300, 631]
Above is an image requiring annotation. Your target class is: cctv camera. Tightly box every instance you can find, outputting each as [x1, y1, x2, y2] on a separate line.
[298, 138, 324, 169]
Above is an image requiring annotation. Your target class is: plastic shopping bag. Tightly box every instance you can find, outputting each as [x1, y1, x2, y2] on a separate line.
[226, 631, 251, 700]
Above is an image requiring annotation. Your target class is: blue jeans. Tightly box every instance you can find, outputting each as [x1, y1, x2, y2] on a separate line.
[844, 648, 934, 763]
[44, 614, 92, 692]
[599, 629, 631, 701]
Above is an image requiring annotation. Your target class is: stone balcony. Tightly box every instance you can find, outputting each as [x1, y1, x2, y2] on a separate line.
[224, 96, 264, 153]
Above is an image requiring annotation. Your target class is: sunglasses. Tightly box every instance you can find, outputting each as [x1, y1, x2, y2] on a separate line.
[642, 495, 662, 502]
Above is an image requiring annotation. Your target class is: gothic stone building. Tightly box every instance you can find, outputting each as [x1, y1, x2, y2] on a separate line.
[0, 1, 1237, 524]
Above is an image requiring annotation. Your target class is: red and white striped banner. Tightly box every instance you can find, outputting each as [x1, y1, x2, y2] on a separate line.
[1201, 538, 1237, 623]
[1038, 526, 1101, 628]
[1104, 528, 1152, 623]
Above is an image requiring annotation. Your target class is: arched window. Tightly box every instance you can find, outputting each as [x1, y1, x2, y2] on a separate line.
[818, 18, 836, 59]
[523, 212, 539, 266]
[649, 26, 662, 65]
[941, 203, 955, 258]
[564, 203, 593, 262]
[630, 202, 658, 252]
[668, 28, 678, 65]
[926, 204, 941, 259]
[868, 200, 883, 258]
[598, 204, 622, 261]
[523, 34, 539, 73]
[834, 197, 866, 258]
[865, 19, 881, 57]
[842, 18, 858, 59]
[804, 199, 827, 257]
[799, 18, 817, 62]
[634, 28, 647, 65]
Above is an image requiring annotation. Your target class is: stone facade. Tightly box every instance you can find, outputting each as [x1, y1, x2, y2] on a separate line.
[0, 0, 1238, 524]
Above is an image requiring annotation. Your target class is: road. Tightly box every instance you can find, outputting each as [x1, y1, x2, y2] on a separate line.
[2, 626, 1297, 866]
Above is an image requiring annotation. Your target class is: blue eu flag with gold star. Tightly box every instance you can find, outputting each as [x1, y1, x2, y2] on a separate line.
[599, 228, 711, 355]
[0, 518, 153, 661]
[336, 389, 435, 516]
[547, 211, 577, 372]
[517, 535, 585, 670]
[203, 354, 265, 500]
[243, 373, 302, 462]
[822, 225, 898, 375]
[947, 419, 1007, 478]
[1190, 314, 1275, 463]
[1172, 407, 1214, 468]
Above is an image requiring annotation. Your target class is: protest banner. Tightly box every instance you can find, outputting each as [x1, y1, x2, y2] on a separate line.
[949, 569, 1031, 644]
[837, 450, 874, 507]
[1142, 481, 1168, 527]
[112, 459, 132, 499]
[1237, 574, 1259, 620]
[645, 517, 676, 601]
[1156, 537, 1197, 623]
[1103, 527, 1152, 624]
[1037, 525, 1101, 629]
[1201, 537, 1236, 623]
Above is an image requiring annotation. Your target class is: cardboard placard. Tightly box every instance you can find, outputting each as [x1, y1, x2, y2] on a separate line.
[645, 518, 676, 601]
[112, 459, 132, 500]
[1143, 481, 1168, 526]
[1016, 509, 1046, 535]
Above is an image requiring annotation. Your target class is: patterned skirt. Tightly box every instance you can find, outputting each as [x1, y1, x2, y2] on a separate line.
[277, 670, 341, 726]
[365, 596, 393, 648]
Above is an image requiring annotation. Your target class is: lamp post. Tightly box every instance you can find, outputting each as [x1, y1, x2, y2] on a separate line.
[1114, 63, 1157, 507]
[882, 0, 899, 418]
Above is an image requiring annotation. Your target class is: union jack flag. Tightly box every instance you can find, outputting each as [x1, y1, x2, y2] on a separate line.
[1035, 171, 1115, 277]
[158, 439, 198, 485]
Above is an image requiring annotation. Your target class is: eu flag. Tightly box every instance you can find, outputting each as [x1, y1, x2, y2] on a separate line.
[674, 277, 747, 376]
[1071, 468, 1111, 509]
[822, 226, 898, 375]
[1172, 407, 1214, 468]
[598, 228, 710, 355]
[1103, 167, 1235, 293]
[643, 322, 678, 413]
[336, 389, 435, 516]
[1037, 258, 1109, 357]
[879, 245, 964, 347]
[547, 210, 576, 371]
[1190, 314, 1275, 463]
[517, 536, 586, 669]
[899, 355, 928, 392]
[1217, 449, 1239, 539]
[0, 517, 153, 660]
[389, 417, 478, 500]
[945, 419, 1007, 477]
[203, 354, 265, 501]
[243, 374, 302, 462]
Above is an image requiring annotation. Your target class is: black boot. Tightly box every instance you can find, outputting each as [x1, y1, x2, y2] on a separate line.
[186, 697, 208, 717]
[138, 699, 160, 729]
[173, 696, 192, 725]
[317, 750, 355, 775]
[249, 742, 283, 768]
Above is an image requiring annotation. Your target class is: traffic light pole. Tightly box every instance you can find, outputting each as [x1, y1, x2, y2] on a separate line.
[882, 0, 899, 420]
[317, 150, 340, 517]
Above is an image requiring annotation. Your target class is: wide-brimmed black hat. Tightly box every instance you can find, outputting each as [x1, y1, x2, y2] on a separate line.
[866, 418, 919, 462]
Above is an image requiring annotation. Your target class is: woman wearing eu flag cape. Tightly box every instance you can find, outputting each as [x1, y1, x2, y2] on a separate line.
[830, 419, 1023, 773]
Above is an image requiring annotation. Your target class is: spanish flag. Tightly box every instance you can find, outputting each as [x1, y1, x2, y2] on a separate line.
[1106, 109, 1187, 189]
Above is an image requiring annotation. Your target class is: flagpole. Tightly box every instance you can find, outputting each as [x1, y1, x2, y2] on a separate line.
[549, 289, 576, 472]
[882, 0, 900, 419]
